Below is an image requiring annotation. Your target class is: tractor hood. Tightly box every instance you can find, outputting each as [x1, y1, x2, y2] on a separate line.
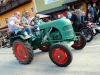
[39, 19, 75, 40]
[39, 19, 72, 29]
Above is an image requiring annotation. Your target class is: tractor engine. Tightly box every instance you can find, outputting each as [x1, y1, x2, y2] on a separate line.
[50, 31, 62, 40]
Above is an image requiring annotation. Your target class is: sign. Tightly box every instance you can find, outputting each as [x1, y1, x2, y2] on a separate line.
[44, 0, 59, 5]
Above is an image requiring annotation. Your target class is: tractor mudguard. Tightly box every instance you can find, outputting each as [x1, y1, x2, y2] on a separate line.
[11, 35, 31, 40]
[10, 34, 31, 46]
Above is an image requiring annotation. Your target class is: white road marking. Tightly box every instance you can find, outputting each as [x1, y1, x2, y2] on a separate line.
[86, 45, 100, 48]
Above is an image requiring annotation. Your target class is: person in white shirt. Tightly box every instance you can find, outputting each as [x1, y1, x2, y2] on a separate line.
[8, 11, 35, 41]
[8, 12, 23, 33]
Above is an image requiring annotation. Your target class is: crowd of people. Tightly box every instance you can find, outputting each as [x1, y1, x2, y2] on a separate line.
[73, 3, 100, 31]
[57, 3, 100, 31]
[78, 3, 100, 24]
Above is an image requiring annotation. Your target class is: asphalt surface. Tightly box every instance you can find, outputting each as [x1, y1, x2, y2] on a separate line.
[0, 34, 100, 75]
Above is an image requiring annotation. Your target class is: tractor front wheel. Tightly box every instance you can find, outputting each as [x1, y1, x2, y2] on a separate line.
[49, 43, 72, 67]
[13, 39, 34, 64]
[72, 32, 86, 50]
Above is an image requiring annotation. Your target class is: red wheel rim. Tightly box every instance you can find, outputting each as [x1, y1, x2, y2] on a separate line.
[51, 48, 68, 64]
[40, 44, 49, 50]
[73, 36, 83, 47]
[14, 43, 27, 61]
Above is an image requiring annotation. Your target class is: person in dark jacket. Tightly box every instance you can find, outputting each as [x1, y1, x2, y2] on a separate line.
[87, 13, 93, 22]
[81, 12, 88, 23]
[71, 8, 80, 31]
[86, 4, 94, 18]
[93, 3, 99, 23]
[98, 2, 100, 24]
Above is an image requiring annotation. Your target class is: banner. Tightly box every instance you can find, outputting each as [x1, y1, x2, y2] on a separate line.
[44, 0, 59, 5]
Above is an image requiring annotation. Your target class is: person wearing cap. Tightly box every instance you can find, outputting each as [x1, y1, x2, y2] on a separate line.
[33, 14, 42, 25]
[31, 14, 42, 35]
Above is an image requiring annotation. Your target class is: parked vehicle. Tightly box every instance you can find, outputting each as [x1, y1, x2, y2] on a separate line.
[86, 22, 100, 36]
[75, 23, 94, 42]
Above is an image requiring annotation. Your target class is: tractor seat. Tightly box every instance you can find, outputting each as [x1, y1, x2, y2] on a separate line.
[9, 31, 24, 37]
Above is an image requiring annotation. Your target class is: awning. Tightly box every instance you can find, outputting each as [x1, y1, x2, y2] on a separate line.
[37, 5, 68, 15]
[63, 0, 80, 4]
[36, 14, 50, 18]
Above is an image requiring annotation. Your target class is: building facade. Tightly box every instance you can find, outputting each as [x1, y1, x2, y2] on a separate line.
[0, 0, 36, 32]
[35, 0, 65, 13]
[35, 0, 89, 21]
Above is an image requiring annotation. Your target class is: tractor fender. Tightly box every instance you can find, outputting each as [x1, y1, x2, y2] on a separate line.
[11, 35, 31, 40]
[10, 35, 31, 46]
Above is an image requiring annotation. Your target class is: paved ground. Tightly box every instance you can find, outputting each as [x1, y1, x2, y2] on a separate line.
[0, 34, 100, 75]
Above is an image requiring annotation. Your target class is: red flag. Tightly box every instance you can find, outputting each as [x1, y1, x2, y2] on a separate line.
[92, 0, 98, 2]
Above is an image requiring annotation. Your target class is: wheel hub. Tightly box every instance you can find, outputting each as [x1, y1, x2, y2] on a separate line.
[57, 54, 62, 58]
[19, 50, 23, 54]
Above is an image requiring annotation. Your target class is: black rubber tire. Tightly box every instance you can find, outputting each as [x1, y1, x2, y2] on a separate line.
[72, 32, 86, 50]
[49, 43, 73, 67]
[79, 27, 93, 42]
[13, 39, 34, 64]
[39, 44, 50, 52]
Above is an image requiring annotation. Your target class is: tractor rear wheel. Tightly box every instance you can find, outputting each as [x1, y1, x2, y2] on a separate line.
[49, 43, 72, 67]
[39, 44, 50, 52]
[13, 39, 34, 64]
[72, 32, 86, 50]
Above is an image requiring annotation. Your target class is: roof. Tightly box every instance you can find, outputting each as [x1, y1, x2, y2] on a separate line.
[37, 5, 67, 15]
[63, 0, 80, 4]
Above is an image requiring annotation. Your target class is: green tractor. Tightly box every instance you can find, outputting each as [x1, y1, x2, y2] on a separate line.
[10, 19, 86, 67]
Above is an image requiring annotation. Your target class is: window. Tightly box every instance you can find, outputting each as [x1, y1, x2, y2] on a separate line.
[31, 7, 34, 12]
[0, 22, 1, 26]
[5, 18, 8, 24]
[44, 0, 59, 5]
